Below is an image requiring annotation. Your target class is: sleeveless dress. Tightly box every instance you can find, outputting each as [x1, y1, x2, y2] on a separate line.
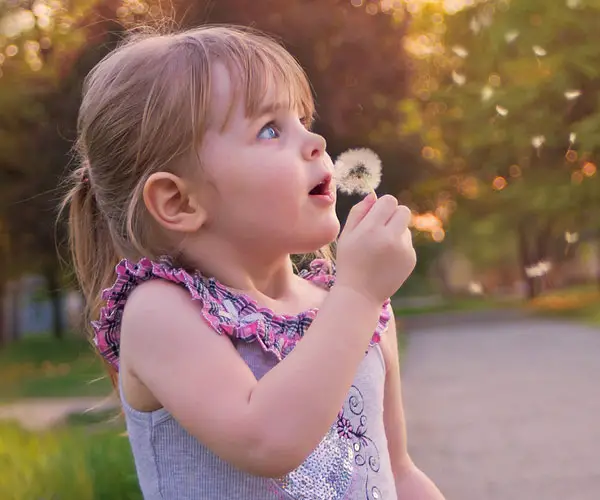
[92, 257, 398, 499]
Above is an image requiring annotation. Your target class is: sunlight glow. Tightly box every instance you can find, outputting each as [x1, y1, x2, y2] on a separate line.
[390, 0, 475, 14]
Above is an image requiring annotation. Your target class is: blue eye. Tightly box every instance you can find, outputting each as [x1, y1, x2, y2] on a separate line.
[258, 122, 280, 140]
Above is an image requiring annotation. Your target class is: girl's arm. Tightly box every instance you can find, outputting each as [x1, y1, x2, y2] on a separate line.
[380, 315, 446, 499]
[120, 278, 383, 478]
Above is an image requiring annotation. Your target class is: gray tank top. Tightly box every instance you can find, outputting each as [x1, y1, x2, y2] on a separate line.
[93, 257, 397, 499]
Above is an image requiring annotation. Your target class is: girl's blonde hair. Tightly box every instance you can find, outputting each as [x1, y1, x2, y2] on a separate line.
[61, 25, 333, 385]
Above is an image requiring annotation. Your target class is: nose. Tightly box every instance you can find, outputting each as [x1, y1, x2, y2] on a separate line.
[302, 131, 326, 162]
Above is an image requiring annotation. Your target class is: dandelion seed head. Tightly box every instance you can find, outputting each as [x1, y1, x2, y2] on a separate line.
[565, 90, 582, 100]
[569, 132, 577, 144]
[533, 45, 547, 57]
[334, 148, 382, 195]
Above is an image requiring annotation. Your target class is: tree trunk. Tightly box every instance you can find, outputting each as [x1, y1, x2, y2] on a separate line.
[596, 239, 600, 291]
[44, 265, 64, 340]
[517, 222, 537, 300]
[535, 223, 552, 294]
[10, 282, 20, 342]
[0, 278, 5, 348]
[432, 255, 452, 298]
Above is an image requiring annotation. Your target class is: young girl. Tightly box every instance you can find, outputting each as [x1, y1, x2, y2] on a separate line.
[63, 25, 444, 500]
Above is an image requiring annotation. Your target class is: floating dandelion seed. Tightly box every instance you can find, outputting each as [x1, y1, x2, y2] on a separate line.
[481, 85, 494, 102]
[452, 71, 466, 86]
[532, 135, 546, 149]
[478, 9, 493, 28]
[334, 148, 382, 196]
[452, 45, 469, 58]
[564, 230, 579, 255]
[505, 30, 519, 43]
[533, 46, 547, 57]
[565, 90, 582, 100]
[469, 17, 481, 34]
[569, 132, 577, 144]
[525, 260, 552, 278]
[565, 231, 580, 244]
[496, 105, 508, 117]
[468, 281, 483, 296]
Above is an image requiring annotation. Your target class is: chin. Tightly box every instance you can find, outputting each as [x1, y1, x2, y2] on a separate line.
[291, 219, 340, 254]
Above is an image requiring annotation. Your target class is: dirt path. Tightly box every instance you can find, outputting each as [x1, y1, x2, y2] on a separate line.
[0, 396, 118, 430]
[401, 315, 600, 500]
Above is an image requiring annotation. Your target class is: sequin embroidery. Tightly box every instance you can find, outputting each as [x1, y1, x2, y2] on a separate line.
[273, 425, 354, 499]
[337, 385, 382, 499]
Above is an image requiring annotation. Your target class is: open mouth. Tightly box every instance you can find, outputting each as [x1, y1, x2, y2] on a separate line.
[309, 174, 332, 196]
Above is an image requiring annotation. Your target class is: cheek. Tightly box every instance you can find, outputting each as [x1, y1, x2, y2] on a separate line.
[237, 169, 304, 210]
[201, 142, 306, 220]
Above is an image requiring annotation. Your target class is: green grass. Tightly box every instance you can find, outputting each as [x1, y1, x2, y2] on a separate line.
[0, 421, 141, 500]
[393, 295, 519, 317]
[65, 407, 122, 427]
[0, 336, 112, 401]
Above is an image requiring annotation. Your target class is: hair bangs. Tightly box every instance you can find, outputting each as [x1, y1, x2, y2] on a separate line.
[212, 32, 315, 129]
[242, 49, 315, 122]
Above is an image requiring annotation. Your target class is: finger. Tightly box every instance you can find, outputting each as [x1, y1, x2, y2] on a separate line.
[343, 192, 377, 231]
[361, 194, 398, 227]
[386, 205, 412, 232]
[400, 226, 414, 250]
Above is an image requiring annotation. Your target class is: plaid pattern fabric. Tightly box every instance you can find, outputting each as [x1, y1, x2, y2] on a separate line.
[91, 256, 392, 371]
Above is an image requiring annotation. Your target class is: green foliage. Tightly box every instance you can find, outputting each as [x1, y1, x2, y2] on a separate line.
[393, 295, 515, 317]
[0, 1, 417, 283]
[527, 284, 600, 325]
[0, 422, 141, 500]
[0, 336, 112, 401]
[403, 0, 600, 278]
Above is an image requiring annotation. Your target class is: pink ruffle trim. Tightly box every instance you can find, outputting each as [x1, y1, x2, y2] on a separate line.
[92, 257, 392, 371]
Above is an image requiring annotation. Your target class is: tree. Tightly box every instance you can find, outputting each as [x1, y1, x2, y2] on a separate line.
[0, 0, 419, 340]
[0, 0, 122, 339]
[397, 0, 600, 297]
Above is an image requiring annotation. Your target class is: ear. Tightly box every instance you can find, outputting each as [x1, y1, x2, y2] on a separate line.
[143, 172, 206, 233]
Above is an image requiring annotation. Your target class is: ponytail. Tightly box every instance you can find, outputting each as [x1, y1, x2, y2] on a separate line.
[60, 162, 119, 387]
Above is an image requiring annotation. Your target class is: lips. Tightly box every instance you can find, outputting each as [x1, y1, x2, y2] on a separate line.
[309, 174, 333, 196]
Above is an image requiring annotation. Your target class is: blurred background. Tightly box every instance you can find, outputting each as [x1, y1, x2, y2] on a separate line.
[1, 0, 599, 499]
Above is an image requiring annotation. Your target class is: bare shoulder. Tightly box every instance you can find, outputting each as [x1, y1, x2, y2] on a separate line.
[118, 279, 192, 361]
[117, 276, 262, 461]
[122, 278, 191, 324]
[118, 279, 213, 409]
[119, 277, 231, 372]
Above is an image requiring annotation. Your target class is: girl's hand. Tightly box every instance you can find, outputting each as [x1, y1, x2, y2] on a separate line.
[335, 194, 416, 305]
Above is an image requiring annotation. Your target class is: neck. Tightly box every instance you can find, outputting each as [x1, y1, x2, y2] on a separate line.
[182, 236, 297, 301]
